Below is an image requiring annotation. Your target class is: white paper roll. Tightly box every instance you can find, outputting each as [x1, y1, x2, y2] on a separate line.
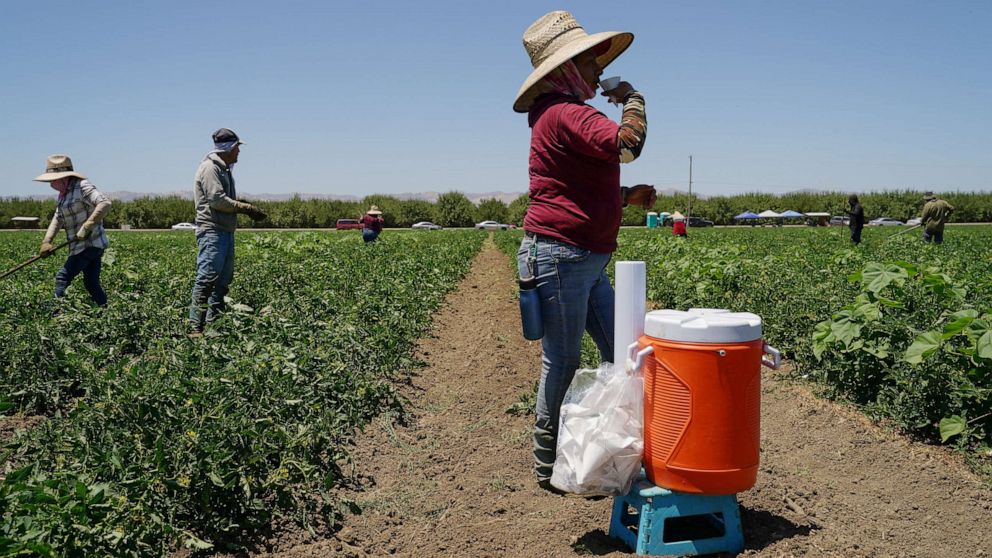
[614, 261, 646, 366]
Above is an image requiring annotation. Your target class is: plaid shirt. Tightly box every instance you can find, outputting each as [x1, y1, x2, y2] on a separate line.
[53, 179, 110, 255]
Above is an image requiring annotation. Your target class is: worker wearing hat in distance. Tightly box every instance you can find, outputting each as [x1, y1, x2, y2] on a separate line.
[188, 128, 267, 336]
[34, 154, 111, 306]
[513, 11, 655, 494]
[360, 205, 384, 243]
[920, 191, 954, 245]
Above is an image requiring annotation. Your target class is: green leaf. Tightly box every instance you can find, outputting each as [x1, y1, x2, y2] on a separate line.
[939, 415, 967, 443]
[184, 535, 214, 550]
[941, 310, 978, 340]
[977, 331, 992, 360]
[860, 263, 908, 293]
[208, 472, 225, 487]
[904, 331, 942, 364]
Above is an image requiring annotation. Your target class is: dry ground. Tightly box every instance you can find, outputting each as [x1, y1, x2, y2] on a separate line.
[261, 238, 991, 557]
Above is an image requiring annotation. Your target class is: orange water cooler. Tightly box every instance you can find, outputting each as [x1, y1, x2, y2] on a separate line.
[626, 308, 780, 495]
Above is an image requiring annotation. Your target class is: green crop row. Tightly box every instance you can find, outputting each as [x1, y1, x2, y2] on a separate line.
[0, 230, 485, 556]
[495, 226, 992, 474]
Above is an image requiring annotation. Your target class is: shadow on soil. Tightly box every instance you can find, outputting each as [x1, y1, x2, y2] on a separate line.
[570, 506, 815, 556]
[741, 505, 817, 552]
[570, 529, 629, 555]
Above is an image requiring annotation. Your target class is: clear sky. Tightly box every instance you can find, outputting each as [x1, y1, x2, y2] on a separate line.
[1, 0, 989, 198]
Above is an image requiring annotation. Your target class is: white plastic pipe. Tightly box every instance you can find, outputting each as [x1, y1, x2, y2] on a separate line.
[614, 261, 646, 366]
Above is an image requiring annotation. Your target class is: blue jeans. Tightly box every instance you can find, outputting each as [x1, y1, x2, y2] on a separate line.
[362, 229, 380, 243]
[922, 230, 943, 244]
[189, 230, 235, 328]
[55, 247, 107, 306]
[517, 234, 615, 481]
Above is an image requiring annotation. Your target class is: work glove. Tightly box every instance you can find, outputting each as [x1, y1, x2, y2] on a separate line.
[622, 184, 657, 209]
[244, 205, 268, 222]
[39, 242, 55, 258]
[76, 220, 96, 240]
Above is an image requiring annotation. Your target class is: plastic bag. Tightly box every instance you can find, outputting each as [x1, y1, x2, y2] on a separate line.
[550, 362, 643, 496]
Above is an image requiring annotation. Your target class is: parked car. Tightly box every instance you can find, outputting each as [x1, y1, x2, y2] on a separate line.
[474, 220, 509, 231]
[335, 219, 364, 230]
[171, 222, 196, 230]
[829, 215, 850, 226]
[905, 217, 922, 226]
[687, 216, 714, 227]
[411, 221, 443, 230]
[869, 217, 904, 226]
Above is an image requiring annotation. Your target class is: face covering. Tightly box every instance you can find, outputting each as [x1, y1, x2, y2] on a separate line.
[539, 60, 596, 102]
[50, 178, 72, 201]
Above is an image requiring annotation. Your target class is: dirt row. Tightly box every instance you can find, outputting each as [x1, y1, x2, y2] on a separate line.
[259, 237, 990, 557]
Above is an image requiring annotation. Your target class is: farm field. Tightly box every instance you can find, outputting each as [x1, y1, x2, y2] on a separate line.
[0, 230, 485, 555]
[2, 227, 991, 557]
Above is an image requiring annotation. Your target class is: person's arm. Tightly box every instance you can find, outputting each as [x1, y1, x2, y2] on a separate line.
[75, 181, 113, 239]
[40, 213, 62, 256]
[202, 166, 246, 214]
[616, 91, 647, 164]
[558, 88, 647, 164]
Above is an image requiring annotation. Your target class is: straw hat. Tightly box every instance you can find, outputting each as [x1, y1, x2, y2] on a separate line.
[923, 191, 936, 201]
[672, 211, 685, 221]
[33, 154, 87, 182]
[513, 11, 633, 113]
[367, 205, 383, 216]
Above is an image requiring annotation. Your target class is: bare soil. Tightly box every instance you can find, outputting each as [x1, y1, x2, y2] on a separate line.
[260, 238, 991, 557]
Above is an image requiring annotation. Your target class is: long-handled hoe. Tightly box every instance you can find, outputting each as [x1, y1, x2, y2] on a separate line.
[0, 241, 70, 279]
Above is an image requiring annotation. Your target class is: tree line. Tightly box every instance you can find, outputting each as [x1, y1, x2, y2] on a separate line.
[3, 189, 990, 229]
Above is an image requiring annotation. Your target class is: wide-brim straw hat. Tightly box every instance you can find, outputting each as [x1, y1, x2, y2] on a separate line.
[672, 211, 685, 220]
[513, 11, 633, 113]
[367, 205, 383, 215]
[33, 154, 86, 182]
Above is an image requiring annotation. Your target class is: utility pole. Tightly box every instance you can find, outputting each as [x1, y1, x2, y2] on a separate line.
[687, 155, 693, 220]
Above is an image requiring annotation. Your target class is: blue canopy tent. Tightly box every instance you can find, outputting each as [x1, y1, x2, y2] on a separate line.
[780, 210, 805, 218]
[734, 211, 760, 220]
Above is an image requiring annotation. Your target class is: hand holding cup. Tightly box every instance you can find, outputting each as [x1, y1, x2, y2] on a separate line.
[600, 77, 635, 105]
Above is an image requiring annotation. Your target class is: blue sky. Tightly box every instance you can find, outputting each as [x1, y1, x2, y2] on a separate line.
[1, 0, 989, 198]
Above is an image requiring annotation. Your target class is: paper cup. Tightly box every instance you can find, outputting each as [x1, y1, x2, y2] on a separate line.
[599, 76, 621, 91]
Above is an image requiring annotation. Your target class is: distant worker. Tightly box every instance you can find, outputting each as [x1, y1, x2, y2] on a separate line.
[34, 154, 111, 306]
[513, 10, 655, 494]
[188, 128, 267, 336]
[672, 213, 687, 238]
[360, 205, 384, 243]
[920, 191, 954, 245]
[847, 194, 865, 244]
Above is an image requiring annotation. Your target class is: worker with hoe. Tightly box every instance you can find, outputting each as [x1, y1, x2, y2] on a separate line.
[34, 155, 112, 306]
[512, 11, 655, 494]
[360, 205, 384, 243]
[921, 191, 954, 245]
[188, 128, 267, 336]
[847, 194, 865, 244]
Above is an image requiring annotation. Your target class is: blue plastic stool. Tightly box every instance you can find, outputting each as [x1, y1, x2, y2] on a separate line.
[609, 476, 743, 556]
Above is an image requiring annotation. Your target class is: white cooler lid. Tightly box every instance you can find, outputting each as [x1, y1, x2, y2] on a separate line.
[644, 308, 763, 343]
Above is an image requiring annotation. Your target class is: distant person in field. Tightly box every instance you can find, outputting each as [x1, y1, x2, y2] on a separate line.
[513, 10, 655, 494]
[672, 214, 687, 238]
[920, 191, 954, 245]
[188, 128, 267, 336]
[360, 205, 384, 243]
[34, 154, 112, 306]
[847, 194, 865, 244]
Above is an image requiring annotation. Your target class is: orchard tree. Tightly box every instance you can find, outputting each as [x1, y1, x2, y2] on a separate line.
[476, 198, 509, 224]
[434, 191, 476, 228]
